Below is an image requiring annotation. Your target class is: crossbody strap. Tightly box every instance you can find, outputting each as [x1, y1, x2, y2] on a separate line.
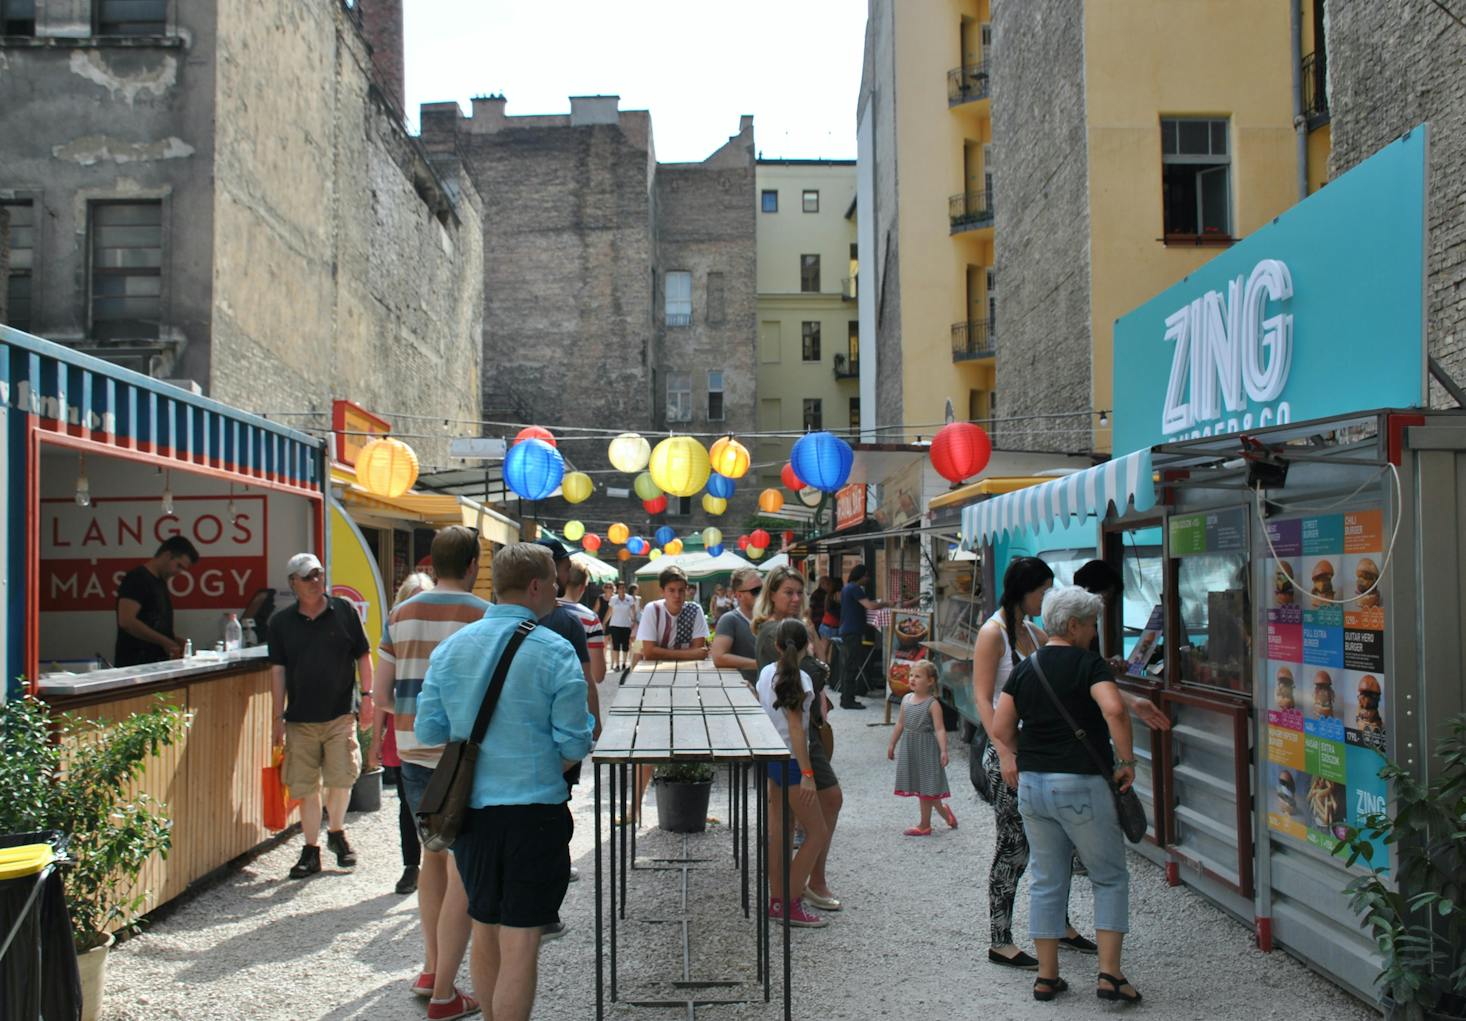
[1027, 648, 1114, 779]
[468, 619, 536, 746]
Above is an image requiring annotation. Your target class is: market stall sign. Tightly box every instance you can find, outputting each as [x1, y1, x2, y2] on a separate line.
[329, 499, 387, 663]
[1167, 507, 1246, 556]
[1113, 127, 1427, 453]
[332, 400, 392, 468]
[835, 483, 866, 531]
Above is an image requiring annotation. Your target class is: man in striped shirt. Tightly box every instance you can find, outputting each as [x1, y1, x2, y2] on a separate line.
[372, 526, 490, 1020]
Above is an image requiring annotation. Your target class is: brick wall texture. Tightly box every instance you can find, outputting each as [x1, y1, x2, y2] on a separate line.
[989, 0, 1093, 451]
[1327, 2, 1466, 407]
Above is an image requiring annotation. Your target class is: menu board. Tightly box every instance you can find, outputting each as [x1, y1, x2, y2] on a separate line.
[1264, 509, 1389, 870]
[1169, 507, 1248, 557]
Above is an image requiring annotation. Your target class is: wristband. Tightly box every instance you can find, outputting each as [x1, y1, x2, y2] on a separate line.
[1115, 758, 1136, 768]
[801, 769, 815, 778]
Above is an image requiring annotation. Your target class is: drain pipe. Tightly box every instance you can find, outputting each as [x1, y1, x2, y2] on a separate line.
[1290, 1, 1309, 200]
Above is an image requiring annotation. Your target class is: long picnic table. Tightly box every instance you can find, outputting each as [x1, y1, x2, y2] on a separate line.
[593, 659, 800, 1020]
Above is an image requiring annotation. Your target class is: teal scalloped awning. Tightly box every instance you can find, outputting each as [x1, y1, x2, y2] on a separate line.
[960, 449, 1156, 548]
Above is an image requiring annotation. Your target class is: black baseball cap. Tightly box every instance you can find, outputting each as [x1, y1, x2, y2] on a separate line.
[535, 537, 571, 562]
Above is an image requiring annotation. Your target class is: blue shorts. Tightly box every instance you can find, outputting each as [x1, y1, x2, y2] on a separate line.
[765, 759, 803, 786]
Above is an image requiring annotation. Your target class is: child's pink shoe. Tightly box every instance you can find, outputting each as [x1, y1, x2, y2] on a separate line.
[939, 803, 958, 829]
[903, 826, 933, 836]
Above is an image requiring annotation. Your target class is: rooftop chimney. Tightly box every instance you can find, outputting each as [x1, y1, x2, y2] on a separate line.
[357, 0, 406, 113]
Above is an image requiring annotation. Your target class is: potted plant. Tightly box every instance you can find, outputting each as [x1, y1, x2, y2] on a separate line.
[1334, 714, 1466, 1021]
[653, 762, 715, 833]
[0, 694, 189, 1021]
[348, 721, 383, 813]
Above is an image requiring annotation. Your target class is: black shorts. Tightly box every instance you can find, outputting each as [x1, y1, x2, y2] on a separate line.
[608, 626, 632, 652]
[453, 803, 573, 928]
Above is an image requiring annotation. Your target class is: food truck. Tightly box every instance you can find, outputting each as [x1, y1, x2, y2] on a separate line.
[933, 127, 1466, 1004]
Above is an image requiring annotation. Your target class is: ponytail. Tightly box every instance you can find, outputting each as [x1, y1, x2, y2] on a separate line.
[1000, 557, 1055, 651]
[772, 618, 809, 711]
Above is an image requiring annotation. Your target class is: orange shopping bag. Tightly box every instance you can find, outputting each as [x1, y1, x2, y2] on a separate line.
[262, 745, 301, 831]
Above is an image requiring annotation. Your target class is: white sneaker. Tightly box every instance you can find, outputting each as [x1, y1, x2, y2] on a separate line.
[568, 865, 580, 883]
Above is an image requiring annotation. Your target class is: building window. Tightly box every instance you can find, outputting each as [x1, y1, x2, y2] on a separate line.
[802, 190, 819, 213]
[2, 200, 34, 333]
[666, 372, 692, 423]
[1160, 117, 1232, 238]
[761, 190, 778, 213]
[665, 270, 692, 327]
[847, 320, 859, 363]
[800, 254, 820, 293]
[1, 0, 36, 35]
[707, 370, 724, 421]
[801, 321, 821, 362]
[849, 396, 861, 435]
[96, 0, 166, 35]
[673, 495, 692, 517]
[706, 271, 725, 325]
[90, 201, 162, 341]
[803, 398, 823, 431]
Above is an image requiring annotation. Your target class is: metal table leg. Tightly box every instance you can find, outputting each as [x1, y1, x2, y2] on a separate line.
[781, 776, 792, 1021]
[741, 763, 750, 917]
[610, 762, 619, 1003]
[594, 761, 604, 1021]
[759, 770, 769, 999]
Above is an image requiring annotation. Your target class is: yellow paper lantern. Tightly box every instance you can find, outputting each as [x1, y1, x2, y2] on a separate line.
[702, 527, 723, 548]
[633, 472, 663, 501]
[618, 548, 632, 562]
[608, 432, 652, 474]
[564, 520, 586, 542]
[746, 545, 765, 560]
[758, 488, 785, 514]
[561, 471, 594, 505]
[665, 538, 684, 556]
[648, 436, 710, 498]
[608, 522, 630, 545]
[708, 436, 751, 479]
[356, 437, 419, 498]
[701, 494, 727, 516]
[648, 548, 662, 561]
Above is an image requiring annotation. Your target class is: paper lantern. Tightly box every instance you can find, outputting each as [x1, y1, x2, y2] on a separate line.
[707, 544, 724, 556]
[708, 436, 751, 479]
[563, 520, 586, 542]
[783, 530, 796, 546]
[751, 528, 771, 549]
[582, 533, 602, 553]
[608, 432, 651, 473]
[780, 462, 805, 491]
[737, 535, 751, 550]
[618, 548, 632, 562]
[356, 437, 419, 498]
[702, 527, 723, 548]
[665, 538, 684, 556]
[627, 536, 646, 555]
[758, 488, 785, 514]
[655, 525, 676, 547]
[929, 421, 993, 484]
[648, 436, 710, 498]
[790, 431, 854, 493]
[633, 472, 663, 501]
[561, 471, 594, 504]
[608, 522, 630, 545]
[706, 473, 736, 499]
[503, 438, 565, 501]
[747, 545, 765, 560]
[701, 494, 727, 516]
[643, 495, 667, 515]
[648, 548, 662, 561]
[514, 426, 556, 448]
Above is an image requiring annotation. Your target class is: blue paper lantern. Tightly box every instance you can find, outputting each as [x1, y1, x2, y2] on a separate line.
[628, 536, 647, 555]
[654, 525, 676, 548]
[791, 431, 854, 493]
[706, 472, 736, 499]
[707, 544, 724, 557]
[504, 438, 564, 501]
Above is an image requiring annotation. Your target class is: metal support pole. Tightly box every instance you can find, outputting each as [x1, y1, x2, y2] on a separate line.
[781, 778, 792, 1021]
[609, 762, 618, 1002]
[594, 762, 604, 1020]
[758, 772, 768, 996]
[621, 763, 629, 917]
[741, 764, 750, 917]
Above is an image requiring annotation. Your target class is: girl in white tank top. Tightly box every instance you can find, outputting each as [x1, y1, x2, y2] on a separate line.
[986, 610, 1044, 708]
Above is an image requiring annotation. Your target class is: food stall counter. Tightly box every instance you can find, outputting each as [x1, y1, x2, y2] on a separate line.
[37, 647, 270, 704]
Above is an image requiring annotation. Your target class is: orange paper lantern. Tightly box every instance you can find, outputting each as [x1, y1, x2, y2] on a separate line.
[758, 488, 784, 514]
[608, 522, 630, 545]
[356, 437, 419, 498]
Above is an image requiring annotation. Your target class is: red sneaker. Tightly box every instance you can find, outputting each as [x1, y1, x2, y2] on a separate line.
[427, 990, 480, 1020]
[768, 897, 828, 928]
[411, 972, 434, 998]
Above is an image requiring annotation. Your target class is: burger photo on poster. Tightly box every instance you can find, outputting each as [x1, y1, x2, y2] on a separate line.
[1272, 559, 1297, 608]
[1272, 664, 1297, 712]
[1340, 669, 1385, 736]
[1306, 557, 1337, 609]
[1344, 554, 1383, 611]
[1309, 668, 1337, 720]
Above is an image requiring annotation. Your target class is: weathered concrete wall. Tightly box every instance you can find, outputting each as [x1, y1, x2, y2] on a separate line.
[860, 0, 905, 433]
[0, 4, 218, 378]
[1327, 2, 1466, 407]
[989, 0, 1092, 450]
[0, 205, 10, 326]
[209, 0, 483, 470]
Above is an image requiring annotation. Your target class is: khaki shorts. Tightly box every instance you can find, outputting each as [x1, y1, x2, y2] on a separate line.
[284, 715, 360, 797]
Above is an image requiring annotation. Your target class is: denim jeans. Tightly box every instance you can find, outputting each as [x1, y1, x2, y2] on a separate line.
[1017, 771, 1129, 939]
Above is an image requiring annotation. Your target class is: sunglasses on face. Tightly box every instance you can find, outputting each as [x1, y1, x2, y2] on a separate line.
[742, 585, 762, 595]
[298, 570, 324, 583]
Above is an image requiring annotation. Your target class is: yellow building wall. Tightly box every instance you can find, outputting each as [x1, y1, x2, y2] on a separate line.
[1083, 0, 1300, 452]
[893, 0, 993, 436]
[1307, 123, 1331, 194]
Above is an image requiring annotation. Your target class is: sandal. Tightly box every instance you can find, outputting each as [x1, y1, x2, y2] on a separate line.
[1033, 976, 1069, 1002]
[903, 826, 933, 836]
[939, 803, 958, 829]
[1097, 972, 1142, 1004]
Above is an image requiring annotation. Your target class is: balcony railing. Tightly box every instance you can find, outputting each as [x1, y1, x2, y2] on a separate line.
[1301, 51, 1328, 127]
[833, 355, 860, 379]
[665, 311, 692, 327]
[949, 189, 994, 233]
[951, 320, 995, 362]
[947, 61, 990, 107]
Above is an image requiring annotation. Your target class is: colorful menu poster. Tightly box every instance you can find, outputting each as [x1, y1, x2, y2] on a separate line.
[1264, 509, 1389, 870]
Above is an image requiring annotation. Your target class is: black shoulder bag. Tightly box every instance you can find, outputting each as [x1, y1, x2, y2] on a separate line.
[1028, 649, 1148, 844]
[416, 619, 536, 853]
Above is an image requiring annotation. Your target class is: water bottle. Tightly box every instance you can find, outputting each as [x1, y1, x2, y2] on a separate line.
[224, 613, 243, 654]
[183, 639, 194, 659]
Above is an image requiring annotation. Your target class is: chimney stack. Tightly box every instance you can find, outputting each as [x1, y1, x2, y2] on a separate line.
[357, 0, 406, 114]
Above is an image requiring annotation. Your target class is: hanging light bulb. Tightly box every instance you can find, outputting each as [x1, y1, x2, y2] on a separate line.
[74, 456, 91, 508]
[161, 469, 174, 515]
[1098, 410, 1110, 429]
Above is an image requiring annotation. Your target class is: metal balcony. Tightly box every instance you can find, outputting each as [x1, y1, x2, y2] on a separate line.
[951, 320, 995, 362]
[833, 354, 859, 380]
[665, 311, 692, 327]
[1301, 51, 1329, 128]
[949, 189, 994, 233]
[947, 61, 990, 107]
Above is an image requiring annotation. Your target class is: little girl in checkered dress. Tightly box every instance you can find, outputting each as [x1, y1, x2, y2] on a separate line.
[887, 660, 958, 836]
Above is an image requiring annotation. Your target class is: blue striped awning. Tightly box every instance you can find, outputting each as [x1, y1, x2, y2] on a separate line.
[960, 448, 1156, 548]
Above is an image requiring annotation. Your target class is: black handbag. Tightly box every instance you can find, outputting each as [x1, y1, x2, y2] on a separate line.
[969, 726, 994, 803]
[416, 619, 535, 853]
[1028, 649, 1148, 844]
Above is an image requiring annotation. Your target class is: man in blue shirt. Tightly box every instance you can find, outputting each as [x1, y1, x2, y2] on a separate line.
[416, 543, 594, 1021]
[837, 563, 890, 710]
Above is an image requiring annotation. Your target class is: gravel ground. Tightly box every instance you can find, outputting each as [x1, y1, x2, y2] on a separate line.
[104, 679, 1381, 1020]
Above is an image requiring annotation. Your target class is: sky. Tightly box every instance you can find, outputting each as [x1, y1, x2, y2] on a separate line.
[403, 0, 866, 162]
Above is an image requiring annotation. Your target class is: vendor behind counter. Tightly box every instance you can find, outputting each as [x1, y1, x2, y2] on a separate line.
[114, 536, 201, 667]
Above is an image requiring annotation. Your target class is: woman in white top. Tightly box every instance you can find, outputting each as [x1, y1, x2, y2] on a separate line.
[756, 618, 831, 928]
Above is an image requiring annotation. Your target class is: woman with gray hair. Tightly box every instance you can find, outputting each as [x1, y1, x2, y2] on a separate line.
[991, 586, 1141, 1005]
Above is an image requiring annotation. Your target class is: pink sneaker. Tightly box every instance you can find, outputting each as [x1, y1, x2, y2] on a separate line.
[411, 972, 435, 998]
[427, 989, 480, 1020]
[768, 897, 828, 928]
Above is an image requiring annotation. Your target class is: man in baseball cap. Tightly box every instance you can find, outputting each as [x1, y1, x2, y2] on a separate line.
[268, 551, 373, 879]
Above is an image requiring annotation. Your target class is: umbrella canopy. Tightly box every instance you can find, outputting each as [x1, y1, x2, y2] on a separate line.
[755, 552, 789, 574]
[571, 551, 618, 583]
[634, 549, 756, 579]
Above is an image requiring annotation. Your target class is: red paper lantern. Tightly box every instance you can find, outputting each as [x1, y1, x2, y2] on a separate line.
[929, 421, 993, 483]
[751, 528, 771, 549]
[780, 462, 805, 491]
[582, 533, 602, 552]
[783, 530, 795, 546]
[514, 426, 557, 448]
[643, 495, 668, 515]
[737, 535, 751, 550]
